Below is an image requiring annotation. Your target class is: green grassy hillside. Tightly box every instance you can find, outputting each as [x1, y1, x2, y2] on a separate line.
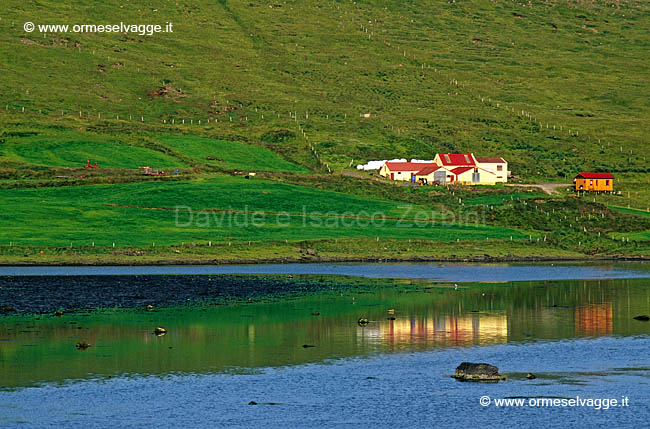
[2, 0, 649, 176]
[157, 135, 308, 172]
[0, 0, 649, 258]
[0, 177, 523, 246]
[0, 127, 308, 172]
[2, 130, 185, 169]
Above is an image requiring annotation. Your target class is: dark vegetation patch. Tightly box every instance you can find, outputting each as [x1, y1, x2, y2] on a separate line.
[0, 274, 381, 314]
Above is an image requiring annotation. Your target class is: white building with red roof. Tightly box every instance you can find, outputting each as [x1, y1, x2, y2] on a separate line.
[379, 161, 437, 181]
[380, 153, 509, 185]
[475, 157, 509, 183]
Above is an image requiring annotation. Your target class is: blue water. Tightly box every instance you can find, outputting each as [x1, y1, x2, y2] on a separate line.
[2, 336, 648, 427]
[1, 261, 649, 281]
[2, 264, 649, 427]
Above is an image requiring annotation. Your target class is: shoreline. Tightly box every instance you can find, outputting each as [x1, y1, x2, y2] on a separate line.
[1, 238, 647, 267]
[1, 254, 649, 267]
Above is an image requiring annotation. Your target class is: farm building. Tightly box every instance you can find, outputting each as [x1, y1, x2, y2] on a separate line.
[413, 165, 450, 184]
[475, 157, 508, 183]
[433, 153, 477, 167]
[574, 172, 614, 192]
[449, 166, 499, 185]
[379, 161, 437, 181]
[380, 153, 509, 185]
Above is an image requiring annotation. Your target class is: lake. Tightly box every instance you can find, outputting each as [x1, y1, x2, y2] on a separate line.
[1, 263, 649, 427]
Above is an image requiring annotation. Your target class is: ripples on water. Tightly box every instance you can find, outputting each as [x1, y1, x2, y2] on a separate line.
[1, 267, 649, 426]
[2, 337, 649, 427]
[1, 261, 649, 281]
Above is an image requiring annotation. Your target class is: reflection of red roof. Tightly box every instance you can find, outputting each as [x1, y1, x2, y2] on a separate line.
[438, 154, 476, 166]
[575, 172, 614, 179]
[476, 157, 505, 163]
[451, 166, 474, 175]
[384, 162, 436, 171]
[415, 166, 443, 175]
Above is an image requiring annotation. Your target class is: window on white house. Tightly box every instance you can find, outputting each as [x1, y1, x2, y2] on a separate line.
[497, 165, 503, 171]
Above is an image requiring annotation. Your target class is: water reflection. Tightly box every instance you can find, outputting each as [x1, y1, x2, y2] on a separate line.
[576, 303, 613, 336]
[363, 313, 508, 349]
[1, 277, 649, 388]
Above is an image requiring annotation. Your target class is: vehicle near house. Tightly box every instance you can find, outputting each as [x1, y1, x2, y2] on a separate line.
[574, 172, 614, 193]
[139, 166, 165, 176]
[414, 165, 451, 185]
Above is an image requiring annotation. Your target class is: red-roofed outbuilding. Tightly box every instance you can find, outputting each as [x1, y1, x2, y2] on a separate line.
[379, 161, 437, 181]
[574, 173, 614, 192]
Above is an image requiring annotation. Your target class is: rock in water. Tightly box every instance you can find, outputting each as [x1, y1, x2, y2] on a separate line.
[453, 362, 502, 382]
[526, 373, 537, 380]
[633, 315, 650, 321]
[153, 326, 167, 336]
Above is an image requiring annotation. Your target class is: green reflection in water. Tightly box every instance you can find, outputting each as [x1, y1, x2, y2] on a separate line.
[1, 277, 649, 388]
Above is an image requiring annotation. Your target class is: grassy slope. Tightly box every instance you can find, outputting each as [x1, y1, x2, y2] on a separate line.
[0, 177, 523, 246]
[0, 0, 648, 258]
[0, 239, 585, 265]
[156, 135, 308, 172]
[2, 130, 185, 169]
[0, 127, 308, 172]
[1, 0, 648, 175]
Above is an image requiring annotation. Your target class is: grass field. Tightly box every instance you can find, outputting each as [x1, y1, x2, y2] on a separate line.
[2, 0, 649, 176]
[462, 190, 547, 206]
[0, 238, 586, 266]
[0, 177, 526, 246]
[0, 128, 307, 172]
[1, 130, 185, 169]
[0, 0, 648, 260]
[156, 135, 308, 172]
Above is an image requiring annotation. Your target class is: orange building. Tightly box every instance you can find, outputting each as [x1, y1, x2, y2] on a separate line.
[574, 172, 614, 192]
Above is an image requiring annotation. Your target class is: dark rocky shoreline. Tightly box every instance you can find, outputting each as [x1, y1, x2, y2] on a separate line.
[2, 255, 649, 267]
[0, 274, 361, 314]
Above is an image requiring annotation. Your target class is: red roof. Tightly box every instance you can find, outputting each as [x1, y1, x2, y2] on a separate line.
[438, 154, 476, 166]
[450, 166, 474, 175]
[575, 172, 614, 179]
[476, 157, 505, 163]
[384, 162, 436, 172]
[415, 166, 443, 175]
